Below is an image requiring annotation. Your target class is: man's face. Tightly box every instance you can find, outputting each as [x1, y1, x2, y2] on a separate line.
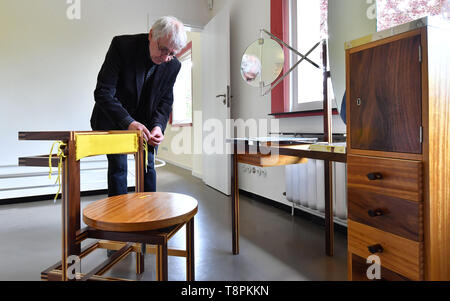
[243, 71, 258, 82]
[149, 30, 176, 65]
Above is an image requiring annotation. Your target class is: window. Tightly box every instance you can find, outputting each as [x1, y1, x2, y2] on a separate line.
[271, 0, 448, 117]
[377, 0, 446, 31]
[289, 0, 331, 112]
[270, 0, 334, 116]
[172, 42, 193, 126]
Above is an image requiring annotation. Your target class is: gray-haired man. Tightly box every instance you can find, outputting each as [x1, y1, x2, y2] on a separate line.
[91, 16, 187, 196]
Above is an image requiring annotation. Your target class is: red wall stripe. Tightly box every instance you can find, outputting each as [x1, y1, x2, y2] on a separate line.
[270, 0, 290, 114]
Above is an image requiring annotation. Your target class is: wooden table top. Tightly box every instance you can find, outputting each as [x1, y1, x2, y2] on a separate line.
[83, 193, 198, 232]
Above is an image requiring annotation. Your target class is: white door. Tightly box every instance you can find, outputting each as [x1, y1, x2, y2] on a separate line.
[202, 9, 231, 195]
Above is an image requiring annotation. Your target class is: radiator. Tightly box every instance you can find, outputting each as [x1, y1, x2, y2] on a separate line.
[285, 160, 347, 225]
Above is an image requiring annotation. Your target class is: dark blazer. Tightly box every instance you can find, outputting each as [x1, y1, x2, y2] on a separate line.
[90, 33, 181, 133]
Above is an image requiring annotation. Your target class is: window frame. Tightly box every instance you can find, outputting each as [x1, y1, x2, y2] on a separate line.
[270, 0, 338, 118]
[170, 41, 193, 127]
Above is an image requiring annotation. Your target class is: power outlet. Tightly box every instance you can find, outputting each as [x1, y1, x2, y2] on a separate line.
[240, 164, 267, 177]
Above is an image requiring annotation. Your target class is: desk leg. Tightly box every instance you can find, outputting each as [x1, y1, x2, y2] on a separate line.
[324, 160, 334, 256]
[186, 218, 195, 281]
[231, 145, 239, 255]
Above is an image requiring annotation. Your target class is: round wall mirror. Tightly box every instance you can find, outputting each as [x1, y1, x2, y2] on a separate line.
[240, 38, 284, 87]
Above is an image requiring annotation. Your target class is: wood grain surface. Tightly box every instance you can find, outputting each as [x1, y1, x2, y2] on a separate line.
[83, 193, 198, 232]
[350, 253, 410, 281]
[347, 155, 423, 202]
[348, 220, 423, 280]
[237, 152, 308, 167]
[349, 34, 422, 154]
[423, 25, 450, 280]
[348, 188, 422, 241]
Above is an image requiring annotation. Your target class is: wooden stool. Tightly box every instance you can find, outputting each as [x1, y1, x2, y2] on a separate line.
[18, 131, 199, 281]
[83, 192, 198, 281]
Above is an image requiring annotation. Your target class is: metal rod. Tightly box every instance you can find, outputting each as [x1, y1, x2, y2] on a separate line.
[261, 29, 321, 68]
[262, 40, 322, 96]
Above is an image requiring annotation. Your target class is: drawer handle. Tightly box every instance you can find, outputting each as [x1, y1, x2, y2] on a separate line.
[367, 172, 383, 181]
[368, 209, 384, 217]
[368, 244, 384, 254]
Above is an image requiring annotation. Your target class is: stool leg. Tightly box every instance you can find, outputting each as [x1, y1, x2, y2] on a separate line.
[156, 239, 168, 281]
[186, 218, 195, 281]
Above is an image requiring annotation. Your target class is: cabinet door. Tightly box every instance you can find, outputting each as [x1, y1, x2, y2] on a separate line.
[349, 35, 422, 154]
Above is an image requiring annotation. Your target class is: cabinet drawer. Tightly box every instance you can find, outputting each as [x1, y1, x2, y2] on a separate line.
[348, 188, 423, 241]
[347, 155, 422, 202]
[350, 253, 410, 281]
[237, 152, 307, 167]
[348, 220, 423, 280]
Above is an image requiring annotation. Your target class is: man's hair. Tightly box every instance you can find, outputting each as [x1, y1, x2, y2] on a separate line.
[151, 16, 187, 53]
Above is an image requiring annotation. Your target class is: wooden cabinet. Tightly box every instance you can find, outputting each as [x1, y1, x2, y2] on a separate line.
[349, 35, 422, 154]
[346, 17, 450, 281]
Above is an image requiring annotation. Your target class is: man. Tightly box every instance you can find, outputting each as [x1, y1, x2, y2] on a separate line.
[91, 16, 187, 196]
[241, 54, 261, 83]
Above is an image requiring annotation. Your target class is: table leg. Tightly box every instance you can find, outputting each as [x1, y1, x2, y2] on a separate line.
[231, 144, 239, 255]
[186, 219, 195, 281]
[324, 160, 334, 256]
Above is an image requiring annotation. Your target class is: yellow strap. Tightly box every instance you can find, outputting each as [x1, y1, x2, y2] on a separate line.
[75, 133, 139, 161]
[48, 133, 146, 203]
[49, 141, 67, 203]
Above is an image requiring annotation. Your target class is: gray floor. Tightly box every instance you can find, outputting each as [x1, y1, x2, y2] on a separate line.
[0, 164, 347, 281]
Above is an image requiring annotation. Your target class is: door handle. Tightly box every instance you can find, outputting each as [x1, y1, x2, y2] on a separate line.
[368, 244, 383, 254]
[227, 85, 231, 108]
[368, 209, 384, 217]
[216, 85, 231, 107]
[367, 172, 383, 181]
[216, 94, 226, 105]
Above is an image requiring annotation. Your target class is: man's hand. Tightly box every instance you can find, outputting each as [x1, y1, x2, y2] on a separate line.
[149, 126, 164, 146]
[128, 121, 152, 142]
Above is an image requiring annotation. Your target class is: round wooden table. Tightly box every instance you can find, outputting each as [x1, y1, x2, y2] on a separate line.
[83, 192, 198, 232]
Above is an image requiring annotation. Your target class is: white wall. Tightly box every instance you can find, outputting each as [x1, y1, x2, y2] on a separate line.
[157, 31, 203, 178]
[210, 0, 376, 206]
[0, 0, 210, 166]
[328, 0, 377, 111]
[0, 0, 210, 199]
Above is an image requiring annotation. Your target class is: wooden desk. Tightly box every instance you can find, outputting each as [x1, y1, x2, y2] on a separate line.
[230, 140, 347, 256]
[228, 41, 345, 257]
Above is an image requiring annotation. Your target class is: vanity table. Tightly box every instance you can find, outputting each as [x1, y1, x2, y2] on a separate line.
[231, 40, 345, 257]
[229, 139, 346, 257]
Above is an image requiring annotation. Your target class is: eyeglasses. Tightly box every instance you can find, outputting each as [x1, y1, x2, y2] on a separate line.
[157, 39, 175, 58]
